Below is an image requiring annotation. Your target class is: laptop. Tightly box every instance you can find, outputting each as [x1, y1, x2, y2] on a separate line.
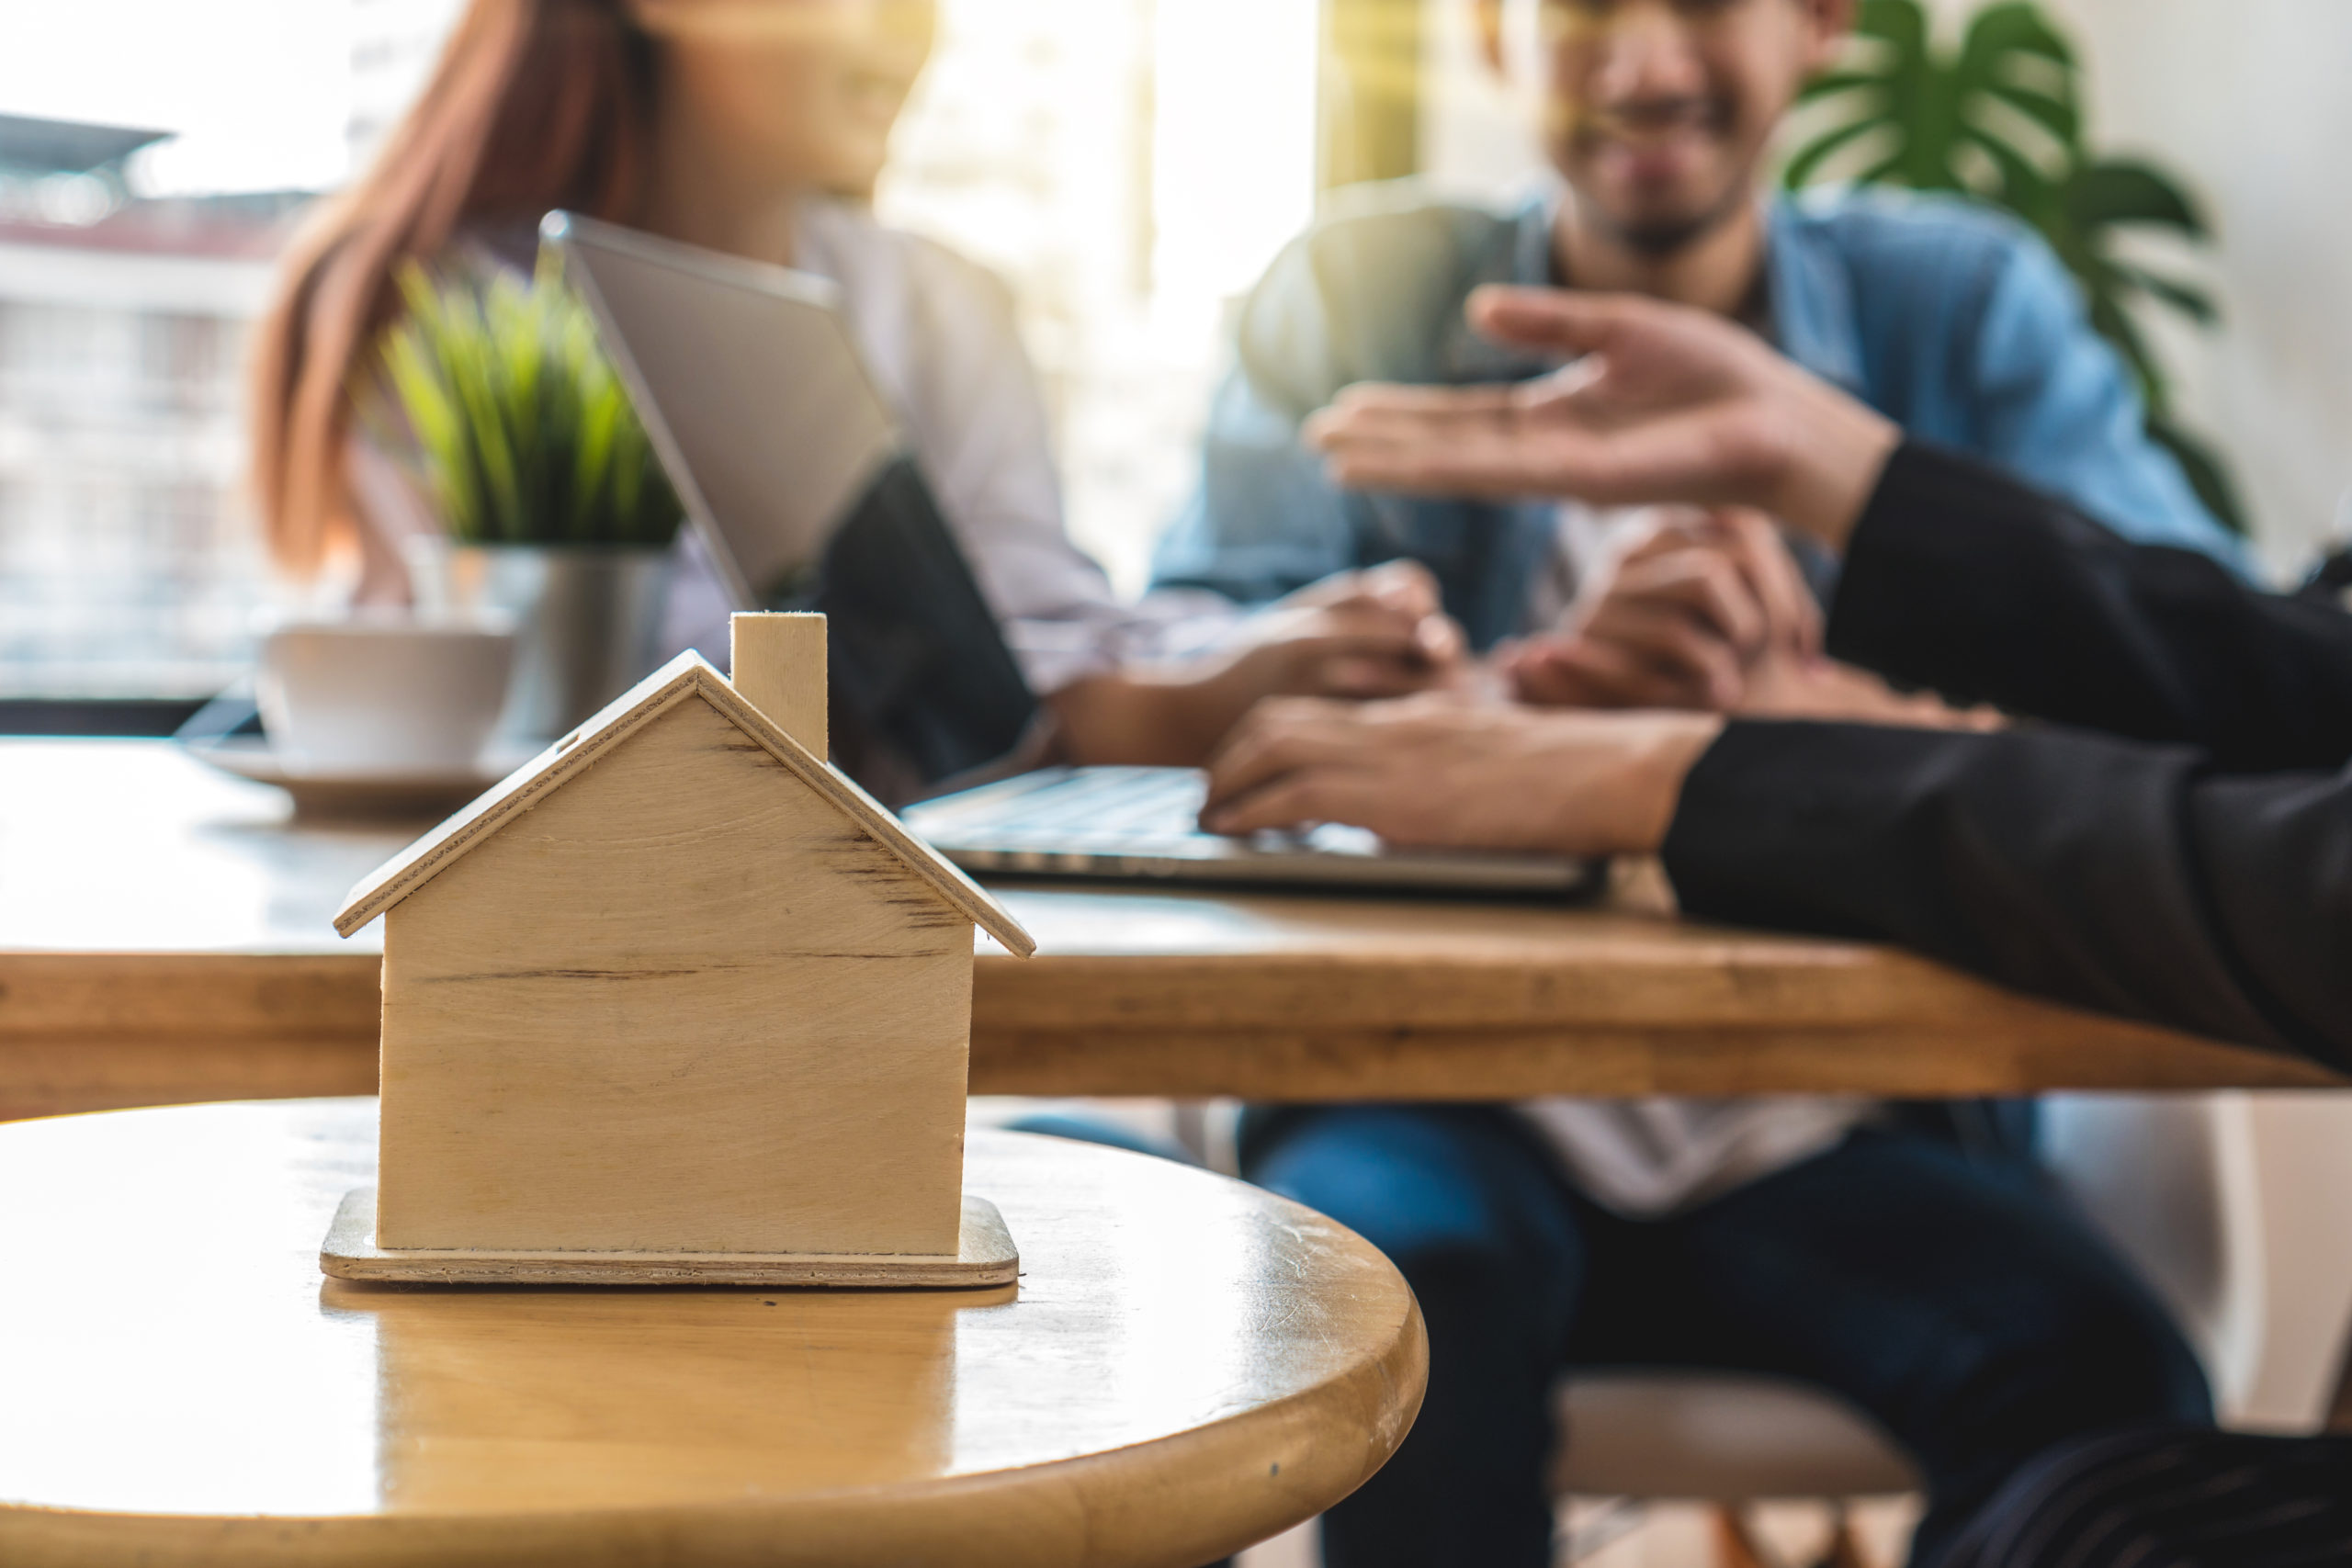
[546, 212, 1600, 898]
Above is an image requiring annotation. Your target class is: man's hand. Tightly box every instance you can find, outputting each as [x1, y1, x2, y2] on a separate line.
[1508, 508, 1820, 710]
[1303, 286, 1902, 549]
[1201, 694, 1725, 858]
[1501, 509, 2003, 730]
[1736, 656, 2007, 731]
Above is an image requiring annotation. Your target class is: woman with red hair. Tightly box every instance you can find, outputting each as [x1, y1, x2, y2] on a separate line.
[249, 0, 1462, 764]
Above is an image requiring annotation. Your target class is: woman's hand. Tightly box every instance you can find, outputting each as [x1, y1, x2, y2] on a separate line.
[1049, 561, 1470, 766]
[1201, 693, 1725, 858]
[1304, 286, 1902, 550]
[1217, 558, 1468, 699]
[1506, 508, 1820, 711]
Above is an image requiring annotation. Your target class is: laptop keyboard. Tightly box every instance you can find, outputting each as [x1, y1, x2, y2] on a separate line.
[905, 766, 1382, 859]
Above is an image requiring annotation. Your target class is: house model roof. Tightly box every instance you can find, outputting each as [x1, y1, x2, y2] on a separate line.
[333, 650, 1036, 957]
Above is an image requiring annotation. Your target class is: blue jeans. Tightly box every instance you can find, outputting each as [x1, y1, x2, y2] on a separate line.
[1245, 1106, 2212, 1568]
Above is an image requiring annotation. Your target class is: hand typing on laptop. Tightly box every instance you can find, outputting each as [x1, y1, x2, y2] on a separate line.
[1202, 695, 1724, 856]
[1047, 558, 1471, 767]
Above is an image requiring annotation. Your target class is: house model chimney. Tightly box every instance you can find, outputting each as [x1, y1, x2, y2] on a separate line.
[729, 612, 828, 758]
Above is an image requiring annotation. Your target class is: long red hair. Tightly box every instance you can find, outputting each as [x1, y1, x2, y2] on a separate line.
[248, 0, 658, 576]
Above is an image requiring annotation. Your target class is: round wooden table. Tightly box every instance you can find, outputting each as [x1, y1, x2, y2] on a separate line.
[0, 1100, 1425, 1567]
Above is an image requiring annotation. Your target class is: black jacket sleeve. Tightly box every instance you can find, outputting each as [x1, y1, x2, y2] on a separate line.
[1827, 444, 2352, 771]
[1659, 444, 2352, 1073]
[1662, 721, 2352, 1071]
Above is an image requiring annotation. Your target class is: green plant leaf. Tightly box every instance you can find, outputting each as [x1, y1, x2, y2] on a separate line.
[2086, 283, 2172, 415]
[1779, 0, 2249, 538]
[2147, 415, 2250, 536]
[2109, 262, 2219, 326]
[1976, 79, 2078, 151]
[1956, 3, 2075, 77]
[1853, 0, 1929, 52]
[1794, 69, 1888, 107]
[1781, 112, 1888, 189]
[1959, 124, 2062, 210]
[2064, 158, 2210, 239]
[364, 257, 684, 549]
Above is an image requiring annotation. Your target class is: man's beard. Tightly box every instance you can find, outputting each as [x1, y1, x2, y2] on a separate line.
[1590, 177, 1754, 259]
[1566, 96, 1753, 259]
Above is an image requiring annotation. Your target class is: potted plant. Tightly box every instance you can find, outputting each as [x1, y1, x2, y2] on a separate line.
[1782, 0, 2248, 534]
[370, 257, 687, 741]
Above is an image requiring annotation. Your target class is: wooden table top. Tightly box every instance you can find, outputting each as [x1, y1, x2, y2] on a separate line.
[0, 1100, 1424, 1568]
[0, 739, 2335, 1119]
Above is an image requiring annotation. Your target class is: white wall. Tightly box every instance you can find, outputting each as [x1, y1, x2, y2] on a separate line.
[2003, 0, 2352, 573]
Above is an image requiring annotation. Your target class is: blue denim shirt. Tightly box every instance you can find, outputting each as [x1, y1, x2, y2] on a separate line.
[1152, 182, 2249, 648]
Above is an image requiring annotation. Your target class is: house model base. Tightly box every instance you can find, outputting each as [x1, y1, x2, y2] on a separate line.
[319, 1187, 1019, 1288]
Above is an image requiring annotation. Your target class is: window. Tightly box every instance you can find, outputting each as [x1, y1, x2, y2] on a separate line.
[0, 0, 1320, 701]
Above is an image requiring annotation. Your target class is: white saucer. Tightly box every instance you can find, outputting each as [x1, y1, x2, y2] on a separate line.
[185, 737, 533, 819]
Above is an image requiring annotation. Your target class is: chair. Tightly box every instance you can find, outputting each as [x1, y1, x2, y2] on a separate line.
[1549, 1093, 2352, 1566]
[2041, 1091, 2352, 1429]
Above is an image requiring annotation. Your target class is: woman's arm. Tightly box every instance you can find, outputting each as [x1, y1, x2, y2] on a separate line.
[887, 228, 1466, 766]
[1051, 561, 1469, 765]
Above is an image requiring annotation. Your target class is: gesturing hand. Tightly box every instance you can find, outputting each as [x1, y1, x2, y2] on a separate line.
[1303, 287, 1901, 548]
[1200, 693, 1724, 858]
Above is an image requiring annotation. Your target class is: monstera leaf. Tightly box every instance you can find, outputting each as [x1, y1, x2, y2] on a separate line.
[1790, 1, 2078, 200]
[1784, 0, 2247, 534]
[2051, 159, 2215, 406]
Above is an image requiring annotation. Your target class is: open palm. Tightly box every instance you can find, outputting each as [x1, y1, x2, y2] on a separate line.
[1305, 286, 1896, 540]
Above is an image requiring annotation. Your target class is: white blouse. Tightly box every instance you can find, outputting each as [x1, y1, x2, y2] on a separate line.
[657, 197, 1232, 691]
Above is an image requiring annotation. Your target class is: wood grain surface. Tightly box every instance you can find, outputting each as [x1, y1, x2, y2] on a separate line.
[322, 1187, 1022, 1286]
[330, 653, 1034, 956]
[0, 1100, 1426, 1568]
[376, 694, 973, 1255]
[0, 741, 2338, 1121]
[729, 611, 829, 756]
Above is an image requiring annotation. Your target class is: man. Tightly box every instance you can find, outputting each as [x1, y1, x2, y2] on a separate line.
[1156, 0, 2245, 649]
[1222, 283, 2352, 1060]
[1160, 6, 2230, 1563]
[1204, 282, 2352, 1565]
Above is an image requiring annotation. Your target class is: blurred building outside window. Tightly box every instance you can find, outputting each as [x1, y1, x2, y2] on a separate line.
[0, 118, 305, 699]
[6, 0, 2348, 701]
[0, 0, 1318, 704]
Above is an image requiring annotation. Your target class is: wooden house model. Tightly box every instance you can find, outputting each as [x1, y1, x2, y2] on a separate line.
[321, 614, 1035, 1287]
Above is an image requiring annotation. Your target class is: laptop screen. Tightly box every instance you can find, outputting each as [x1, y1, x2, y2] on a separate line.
[546, 211, 1039, 803]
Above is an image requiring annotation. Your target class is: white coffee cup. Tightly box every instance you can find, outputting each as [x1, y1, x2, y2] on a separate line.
[256, 621, 516, 773]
